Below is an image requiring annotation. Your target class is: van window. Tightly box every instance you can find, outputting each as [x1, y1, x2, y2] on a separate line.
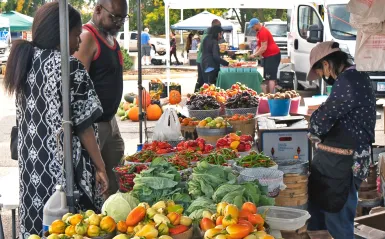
[265, 24, 287, 37]
[327, 4, 356, 40]
[245, 23, 256, 37]
[298, 5, 322, 39]
[131, 33, 137, 40]
[287, 9, 292, 32]
[120, 33, 124, 40]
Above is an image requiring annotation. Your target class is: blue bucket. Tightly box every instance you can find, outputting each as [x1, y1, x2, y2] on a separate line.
[268, 99, 291, 116]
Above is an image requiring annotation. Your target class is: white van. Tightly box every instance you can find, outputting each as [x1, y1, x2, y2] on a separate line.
[288, 0, 385, 97]
[244, 19, 288, 57]
[116, 31, 167, 56]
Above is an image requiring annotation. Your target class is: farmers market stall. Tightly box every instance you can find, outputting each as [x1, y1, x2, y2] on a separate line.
[217, 71, 263, 94]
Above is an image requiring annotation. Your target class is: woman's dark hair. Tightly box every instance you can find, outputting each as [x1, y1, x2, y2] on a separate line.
[3, 2, 81, 95]
[209, 25, 223, 40]
[312, 42, 353, 76]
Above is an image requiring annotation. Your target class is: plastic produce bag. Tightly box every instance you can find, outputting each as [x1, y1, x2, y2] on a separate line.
[347, 0, 385, 23]
[152, 108, 183, 141]
[355, 31, 385, 71]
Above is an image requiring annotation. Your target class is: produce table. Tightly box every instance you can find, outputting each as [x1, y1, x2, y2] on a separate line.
[216, 71, 263, 93]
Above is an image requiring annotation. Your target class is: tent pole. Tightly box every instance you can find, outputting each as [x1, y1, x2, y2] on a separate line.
[59, 0, 76, 213]
[180, 9, 183, 44]
[137, 0, 143, 144]
[124, 0, 130, 52]
[165, 3, 171, 94]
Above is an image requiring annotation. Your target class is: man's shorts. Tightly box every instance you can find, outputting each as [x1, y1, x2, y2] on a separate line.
[141, 45, 151, 56]
[263, 52, 281, 81]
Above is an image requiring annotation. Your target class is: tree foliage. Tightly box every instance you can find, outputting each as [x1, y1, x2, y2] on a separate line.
[233, 8, 287, 33]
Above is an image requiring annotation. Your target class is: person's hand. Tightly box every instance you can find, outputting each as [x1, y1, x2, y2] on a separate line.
[248, 54, 255, 59]
[307, 133, 321, 148]
[96, 169, 109, 196]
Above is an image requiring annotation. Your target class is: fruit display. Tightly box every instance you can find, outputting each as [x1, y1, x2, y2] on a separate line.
[187, 94, 221, 110]
[199, 202, 274, 239]
[198, 84, 227, 103]
[261, 90, 300, 99]
[202, 148, 239, 166]
[216, 132, 253, 152]
[117, 101, 136, 121]
[137, 90, 152, 108]
[197, 117, 231, 129]
[113, 165, 149, 192]
[142, 141, 175, 154]
[122, 200, 193, 238]
[226, 82, 258, 98]
[225, 91, 259, 109]
[169, 90, 182, 105]
[179, 117, 199, 126]
[168, 151, 203, 170]
[176, 138, 214, 154]
[227, 114, 254, 121]
[45, 211, 116, 238]
[124, 150, 158, 163]
[235, 151, 277, 168]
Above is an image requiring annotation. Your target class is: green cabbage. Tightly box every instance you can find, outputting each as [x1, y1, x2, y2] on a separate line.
[101, 192, 139, 222]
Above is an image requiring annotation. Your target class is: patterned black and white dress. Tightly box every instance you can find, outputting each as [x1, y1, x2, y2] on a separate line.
[17, 48, 104, 238]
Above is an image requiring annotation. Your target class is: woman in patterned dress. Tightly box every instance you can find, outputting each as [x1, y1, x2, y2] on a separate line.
[306, 41, 376, 238]
[3, 2, 109, 238]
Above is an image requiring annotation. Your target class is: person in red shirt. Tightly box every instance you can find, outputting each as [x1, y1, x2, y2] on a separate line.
[248, 18, 281, 93]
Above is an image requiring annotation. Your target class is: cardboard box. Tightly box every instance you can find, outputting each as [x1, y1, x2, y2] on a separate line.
[354, 211, 385, 238]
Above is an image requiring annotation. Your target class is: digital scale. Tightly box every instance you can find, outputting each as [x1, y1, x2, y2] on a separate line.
[257, 116, 312, 162]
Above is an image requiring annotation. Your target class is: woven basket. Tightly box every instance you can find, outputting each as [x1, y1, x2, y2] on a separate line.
[188, 108, 221, 120]
[225, 107, 259, 116]
[238, 168, 285, 197]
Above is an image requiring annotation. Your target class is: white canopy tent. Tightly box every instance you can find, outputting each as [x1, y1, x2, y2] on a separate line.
[171, 11, 234, 31]
[162, 0, 323, 84]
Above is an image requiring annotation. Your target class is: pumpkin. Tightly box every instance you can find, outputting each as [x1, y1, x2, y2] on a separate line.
[147, 104, 162, 121]
[136, 91, 151, 108]
[128, 106, 140, 121]
[169, 90, 181, 105]
[124, 92, 137, 103]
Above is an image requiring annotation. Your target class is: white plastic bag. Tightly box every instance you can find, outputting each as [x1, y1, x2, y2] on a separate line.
[150, 49, 156, 58]
[152, 108, 183, 141]
[347, 0, 385, 25]
[355, 31, 385, 71]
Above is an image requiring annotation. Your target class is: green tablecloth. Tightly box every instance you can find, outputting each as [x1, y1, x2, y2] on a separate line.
[216, 71, 263, 93]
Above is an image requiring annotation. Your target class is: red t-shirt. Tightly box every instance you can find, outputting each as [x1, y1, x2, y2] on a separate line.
[257, 26, 280, 57]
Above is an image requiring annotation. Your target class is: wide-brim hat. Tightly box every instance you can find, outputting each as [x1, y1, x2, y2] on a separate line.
[307, 41, 341, 81]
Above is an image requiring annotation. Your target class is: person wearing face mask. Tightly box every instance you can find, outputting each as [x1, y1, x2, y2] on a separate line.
[74, 0, 127, 196]
[306, 41, 376, 238]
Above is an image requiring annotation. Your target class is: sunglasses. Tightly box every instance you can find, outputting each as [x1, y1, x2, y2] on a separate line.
[100, 5, 129, 24]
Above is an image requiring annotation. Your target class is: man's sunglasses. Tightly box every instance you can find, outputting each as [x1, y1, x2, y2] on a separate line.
[100, 5, 129, 24]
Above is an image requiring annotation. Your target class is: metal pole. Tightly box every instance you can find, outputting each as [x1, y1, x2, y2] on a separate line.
[165, 4, 171, 94]
[124, 0, 130, 52]
[59, 0, 75, 213]
[180, 9, 183, 44]
[137, 0, 143, 144]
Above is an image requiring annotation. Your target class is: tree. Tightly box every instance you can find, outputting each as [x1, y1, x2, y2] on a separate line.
[234, 8, 287, 33]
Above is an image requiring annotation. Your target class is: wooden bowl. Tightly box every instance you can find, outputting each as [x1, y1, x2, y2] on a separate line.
[171, 226, 193, 239]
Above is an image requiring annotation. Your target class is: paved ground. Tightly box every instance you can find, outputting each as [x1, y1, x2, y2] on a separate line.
[1, 73, 385, 238]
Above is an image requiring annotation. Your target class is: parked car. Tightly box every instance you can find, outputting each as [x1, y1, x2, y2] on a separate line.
[117, 31, 167, 55]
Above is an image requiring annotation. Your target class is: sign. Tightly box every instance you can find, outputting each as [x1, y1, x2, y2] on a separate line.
[0, 30, 9, 42]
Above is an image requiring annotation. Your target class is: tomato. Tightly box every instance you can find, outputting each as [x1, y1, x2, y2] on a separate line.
[216, 216, 223, 225]
[225, 224, 250, 239]
[247, 214, 264, 226]
[238, 209, 252, 220]
[224, 204, 239, 219]
[200, 218, 215, 232]
[241, 202, 257, 214]
[238, 220, 254, 234]
[126, 205, 146, 226]
[222, 214, 238, 227]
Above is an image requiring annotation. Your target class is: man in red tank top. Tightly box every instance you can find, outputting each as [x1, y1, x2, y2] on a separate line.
[74, 0, 128, 197]
[248, 18, 281, 94]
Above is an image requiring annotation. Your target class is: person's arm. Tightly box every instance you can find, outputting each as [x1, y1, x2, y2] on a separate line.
[212, 40, 229, 66]
[254, 41, 267, 57]
[73, 30, 97, 72]
[309, 73, 355, 138]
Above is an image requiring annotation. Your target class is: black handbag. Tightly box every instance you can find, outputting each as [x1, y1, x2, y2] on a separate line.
[10, 123, 18, 160]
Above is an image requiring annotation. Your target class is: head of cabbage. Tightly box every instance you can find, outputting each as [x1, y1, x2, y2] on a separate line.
[101, 192, 139, 222]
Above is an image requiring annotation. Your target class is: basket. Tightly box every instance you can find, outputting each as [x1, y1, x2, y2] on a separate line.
[171, 226, 193, 239]
[275, 159, 309, 175]
[196, 126, 233, 145]
[228, 118, 256, 137]
[181, 125, 198, 140]
[225, 107, 259, 116]
[258, 97, 270, 114]
[232, 162, 278, 172]
[44, 231, 116, 239]
[238, 168, 285, 197]
[268, 99, 291, 116]
[113, 165, 148, 192]
[188, 108, 221, 120]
